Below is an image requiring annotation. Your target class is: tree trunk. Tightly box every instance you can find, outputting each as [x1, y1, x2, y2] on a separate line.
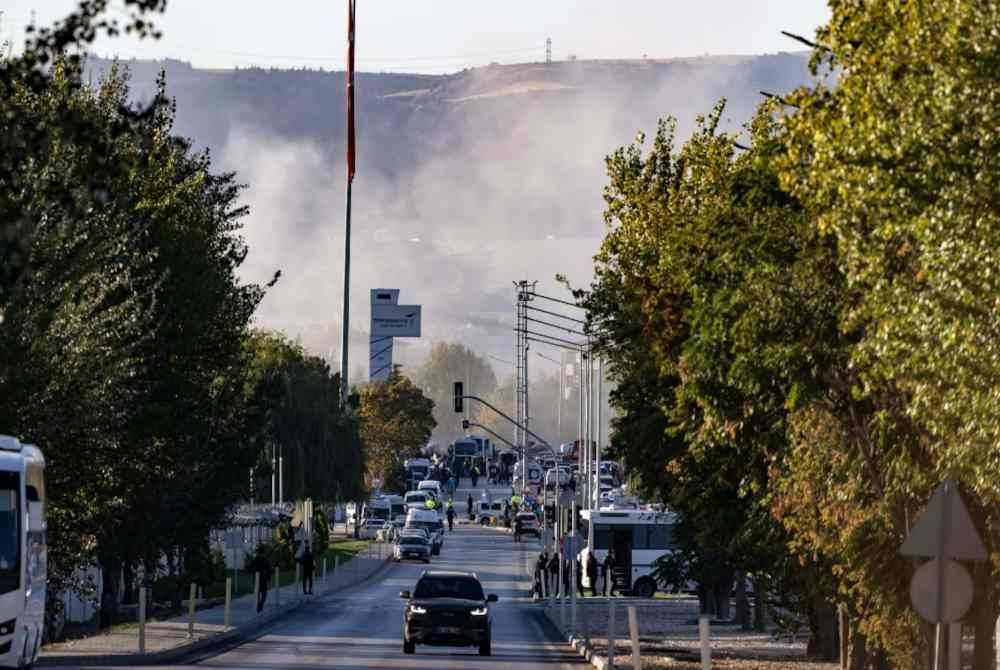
[122, 562, 136, 605]
[846, 623, 868, 670]
[99, 557, 122, 628]
[698, 583, 713, 616]
[808, 593, 840, 660]
[753, 576, 767, 632]
[735, 571, 751, 630]
[714, 575, 733, 621]
[168, 548, 182, 611]
[839, 606, 849, 670]
[971, 564, 997, 670]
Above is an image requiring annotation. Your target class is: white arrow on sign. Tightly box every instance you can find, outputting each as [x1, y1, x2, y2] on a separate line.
[900, 480, 987, 560]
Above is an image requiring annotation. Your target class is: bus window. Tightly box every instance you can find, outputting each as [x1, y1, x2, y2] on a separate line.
[631, 525, 648, 550]
[0, 472, 19, 590]
[594, 526, 612, 550]
[647, 524, 674, 548]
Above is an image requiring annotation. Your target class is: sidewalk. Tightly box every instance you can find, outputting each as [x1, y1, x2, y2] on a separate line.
[40, 542, 392, 666]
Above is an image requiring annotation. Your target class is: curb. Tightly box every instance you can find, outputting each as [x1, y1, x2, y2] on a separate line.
[541, 603, 608, 670]
[39, 554, 394, 667]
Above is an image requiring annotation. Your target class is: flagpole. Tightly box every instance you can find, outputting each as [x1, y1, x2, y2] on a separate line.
[340, 179, 352, 406]
[340, 0, 356, 407]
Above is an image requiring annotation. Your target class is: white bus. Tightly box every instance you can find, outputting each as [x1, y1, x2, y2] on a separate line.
[578, 508, 678, 598]
[0, 435, 45, 669]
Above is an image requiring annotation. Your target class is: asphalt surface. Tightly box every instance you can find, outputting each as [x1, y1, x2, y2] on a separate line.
[83, 490, 583, 670]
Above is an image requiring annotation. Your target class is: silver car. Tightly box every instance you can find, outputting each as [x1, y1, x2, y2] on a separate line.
[395, 535, 432, 563]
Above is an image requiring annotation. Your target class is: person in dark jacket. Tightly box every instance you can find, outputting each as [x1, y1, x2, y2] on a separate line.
[547, 553, 561, 596]
[563, 558, 571, 595]
[534, 552, 547, 597]
[300, 544, 315, 595]
[587, 552, 599, 597]
[467, 493, 475, 521]
[251, 552, 272, 613]
[602, 548, 617, 597]
[446, 503, 456, 531]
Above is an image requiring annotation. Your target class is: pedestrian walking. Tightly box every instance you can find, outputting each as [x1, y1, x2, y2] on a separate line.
[563, 558, 571, 595]
[471, 465, 479, 488]
[534, 551, 548, 596]
[300, 544, 315, 595]
[576, 558, 585, 597]
[446, 503, 456, 532]
[587, 552, 598, 597]
[547, 553, 561, 596]
[513, 511, 523, 542]
[603, 548, 617, 597]
[252, 551, 271, 613]
[467, 493, 475, 521]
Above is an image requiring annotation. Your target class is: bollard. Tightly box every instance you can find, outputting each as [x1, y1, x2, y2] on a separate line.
[334, 554, 340, 583]
[224, 577, 232, 628]
[323, 557, 328, 584]
[187, 583, 196, 639]
[295, 563, 301, 597]
[699, 615, 711, 670]
[254, 572, 260, 616]
[607, 598, 616, 670]
[138, 586, 147, 654]
[628, 605, 641, 670]
[275, 567, 280, 609]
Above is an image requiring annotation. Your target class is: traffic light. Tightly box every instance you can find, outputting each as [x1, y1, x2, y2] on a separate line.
[453, 381, 463, 413]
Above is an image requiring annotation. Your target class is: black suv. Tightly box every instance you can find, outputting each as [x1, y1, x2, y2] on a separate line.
[400, 571, 498, 656]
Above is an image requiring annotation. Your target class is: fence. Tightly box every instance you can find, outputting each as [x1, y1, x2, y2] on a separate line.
[42, 539, 392, 662]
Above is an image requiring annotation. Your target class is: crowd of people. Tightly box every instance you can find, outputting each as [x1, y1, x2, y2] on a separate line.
[532, 547, 619, 598]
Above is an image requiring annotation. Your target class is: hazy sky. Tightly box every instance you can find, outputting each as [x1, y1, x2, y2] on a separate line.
[4, 1, 830, 73]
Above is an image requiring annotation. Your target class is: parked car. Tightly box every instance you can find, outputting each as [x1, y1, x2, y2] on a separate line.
[359, 518, 384, 539]
[400, 571, 498, 656]
[513, 512, 540, 538]
[405, 508, 445, 555]
[394, 535, 432, 563]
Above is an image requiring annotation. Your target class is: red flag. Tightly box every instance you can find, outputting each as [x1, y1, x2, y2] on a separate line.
[346, 0, 357, 182]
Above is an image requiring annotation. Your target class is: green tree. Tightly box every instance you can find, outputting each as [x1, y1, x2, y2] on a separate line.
[776, 1, 1000, 666]
[358, 372, 436, 489]
[244, 331, 365, 504]
[412, 342, 497, 445]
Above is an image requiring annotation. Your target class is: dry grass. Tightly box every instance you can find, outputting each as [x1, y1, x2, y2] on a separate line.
[615, 653, 837, 669]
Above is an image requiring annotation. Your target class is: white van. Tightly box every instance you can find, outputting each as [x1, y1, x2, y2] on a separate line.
[404, 490, 434, 510]
[416, 479, 442, 499]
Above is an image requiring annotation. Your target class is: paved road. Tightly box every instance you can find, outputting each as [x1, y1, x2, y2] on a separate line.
[84, 508, 582, 669]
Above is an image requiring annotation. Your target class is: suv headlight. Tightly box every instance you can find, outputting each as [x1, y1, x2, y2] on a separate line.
[470, 606, 488, 616]
[409, 605, 427, 614]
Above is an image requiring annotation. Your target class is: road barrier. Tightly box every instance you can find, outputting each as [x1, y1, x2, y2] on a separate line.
[187, 583, 196, 639]
[699, 615, 710, 670]
[627, 605, 640, 670]
[223, 578, 232, 628]
[138, 586, 147, 653]
[43, 539, 394, 666]
[607, 599, 616, 669]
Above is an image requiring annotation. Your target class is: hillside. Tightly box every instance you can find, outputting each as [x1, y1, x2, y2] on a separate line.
[87, 53, 813, 368]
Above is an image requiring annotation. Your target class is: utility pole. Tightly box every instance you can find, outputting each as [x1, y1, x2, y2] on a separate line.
[546, 37, 552, 64]
[514, 281, 536, 489]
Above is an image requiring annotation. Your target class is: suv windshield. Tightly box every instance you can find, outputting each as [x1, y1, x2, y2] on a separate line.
[414, 576, 484, 601]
